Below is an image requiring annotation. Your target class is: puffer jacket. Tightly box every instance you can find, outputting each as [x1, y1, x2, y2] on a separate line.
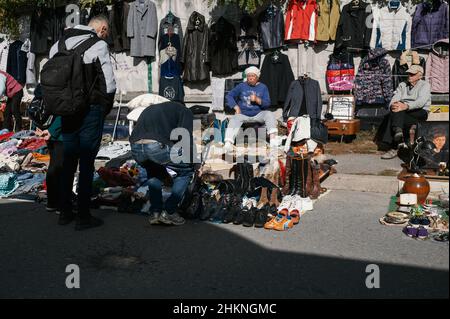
[326, 49, 355, 92]
[316, 0, 340, 42]
[371, 3, 411, 51]
[412, 0, 449, 48]
[182, 12, 210, 82]
[354, 48, 393, 105]
[426, 39, 449, 93]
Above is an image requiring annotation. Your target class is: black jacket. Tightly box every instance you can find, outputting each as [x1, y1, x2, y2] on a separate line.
[6, 40, 27, 85]
[209, 17, 238, 76]
[259, 52, 294, 107]
[110, 1, 130, 52]
[182, 12, 210, 82]
[30, 8, 53, 54]
[284, 77, 323, 121]
[335, 2, 373, 50]
[259, 6, 284, 50]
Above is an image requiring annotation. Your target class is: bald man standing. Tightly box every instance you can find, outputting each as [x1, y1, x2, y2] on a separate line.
[47, 15, 116, 230]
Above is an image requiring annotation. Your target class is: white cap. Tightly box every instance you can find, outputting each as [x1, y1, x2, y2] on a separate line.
[245, 66, 261, 78]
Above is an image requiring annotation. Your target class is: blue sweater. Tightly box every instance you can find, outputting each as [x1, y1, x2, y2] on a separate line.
[226, 82, 271, 117]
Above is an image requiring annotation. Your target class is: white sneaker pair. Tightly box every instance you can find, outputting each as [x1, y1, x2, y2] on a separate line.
[278, 195, 314, 215]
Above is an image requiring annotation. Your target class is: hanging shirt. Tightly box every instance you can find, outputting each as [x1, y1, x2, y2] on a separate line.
[0, 40, 9, 72]
[159, 76, 184, 102]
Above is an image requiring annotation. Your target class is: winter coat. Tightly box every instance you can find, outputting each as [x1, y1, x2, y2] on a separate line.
[182, 12, 210, 83]
[259, 5, 285, 49]
[260, 52, 294, 107]
[0, 70, 24, 99]
[371, 3, 411, 51]
[127, 0, 158, 58]
[110, 1, 130, 52]
[392, 50, 426, 90]
[326, 49, 355, 92]
[354, 48, 393, 105]
[209, 17, 238, 76]
[285, 0, 318, 42]
[426, 39, 449, 93]
[335, 1, 373, 50]
[412, 0, 449, 48]
[283, 77, 323, 121]
[316, 0, 340, 42]
[30, 7, 53, 54]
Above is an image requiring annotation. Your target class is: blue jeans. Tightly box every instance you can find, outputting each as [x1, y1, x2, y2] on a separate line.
[60, 105, 105, 218]
[131, 142, 194, 214]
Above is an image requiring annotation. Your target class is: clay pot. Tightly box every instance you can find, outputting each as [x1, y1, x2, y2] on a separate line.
[402, 173, 430, 205]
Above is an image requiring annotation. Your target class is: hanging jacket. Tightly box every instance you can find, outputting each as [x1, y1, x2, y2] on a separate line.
[0, 70, 24, 99]
[412, 0, 449, 48]
[209, 17, 238, 76]
[326, 49, 355, 92]
[127, 0, 158, 58]
[259, 52, 295, 107]
[283, 77, 323, 121]
[392, 50, 426, 90]
[110, 1, 130, 52]
[316, 0, 341, 42]
[284, 115, 318, 154]
[371, 3, 411, 51]
[259, 5, 285, 49]
[285, 0, 318, 42]
[426, 39, 449, 93]
[182, 12, 210, 82]
[159, 13, 184, 51]
[6, 40, 27, 86]
[30, 7, 53, 54]
[335, 1, 373, 50]
[354, 48, 393, 105]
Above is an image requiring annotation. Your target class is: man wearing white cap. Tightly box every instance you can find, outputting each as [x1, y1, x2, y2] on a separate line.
[224, 66, 278, 152]
[379, 64, 431, 159]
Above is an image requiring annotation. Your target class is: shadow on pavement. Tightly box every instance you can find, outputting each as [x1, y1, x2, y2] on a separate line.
[0, 201, 448, 298]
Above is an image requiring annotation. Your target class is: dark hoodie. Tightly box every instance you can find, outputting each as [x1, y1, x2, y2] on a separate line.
[354, 48, 394, 105]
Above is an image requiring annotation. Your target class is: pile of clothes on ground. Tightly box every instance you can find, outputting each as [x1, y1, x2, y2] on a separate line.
[0, 129, 48, 199]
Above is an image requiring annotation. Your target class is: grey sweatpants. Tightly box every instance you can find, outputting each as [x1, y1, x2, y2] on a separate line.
[224, 111, 278, 144]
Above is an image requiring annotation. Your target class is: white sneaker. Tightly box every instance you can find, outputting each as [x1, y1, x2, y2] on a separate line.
[278, 195, 294, 213]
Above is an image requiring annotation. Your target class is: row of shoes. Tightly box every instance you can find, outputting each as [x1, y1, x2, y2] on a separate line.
[403, 216, 431, 240]
[263, 195, 314, 231]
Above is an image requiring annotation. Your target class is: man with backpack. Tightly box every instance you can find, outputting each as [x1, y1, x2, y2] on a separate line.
[43, 15, 116, 230]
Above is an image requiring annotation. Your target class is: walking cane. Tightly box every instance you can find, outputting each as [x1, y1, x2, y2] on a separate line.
[112, 91, 124, 143]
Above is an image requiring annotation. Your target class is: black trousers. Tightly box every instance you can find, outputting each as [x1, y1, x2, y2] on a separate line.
[3, 90, 23, 132]
[376, 108, 428, 148]
[46, 140, 64, 210]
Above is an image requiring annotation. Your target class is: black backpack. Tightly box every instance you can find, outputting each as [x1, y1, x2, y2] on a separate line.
[40, 32, 101, 117]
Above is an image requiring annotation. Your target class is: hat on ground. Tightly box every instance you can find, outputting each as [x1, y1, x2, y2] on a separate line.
[245, 66, 261, 78]
[406, 65, 424, 74]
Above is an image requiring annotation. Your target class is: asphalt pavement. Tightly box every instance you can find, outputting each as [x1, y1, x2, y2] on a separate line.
[0, 187, 448, 298]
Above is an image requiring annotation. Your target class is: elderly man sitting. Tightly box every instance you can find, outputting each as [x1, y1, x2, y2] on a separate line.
[223, 67, 278, 152]
[378, 65, 431, 159]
